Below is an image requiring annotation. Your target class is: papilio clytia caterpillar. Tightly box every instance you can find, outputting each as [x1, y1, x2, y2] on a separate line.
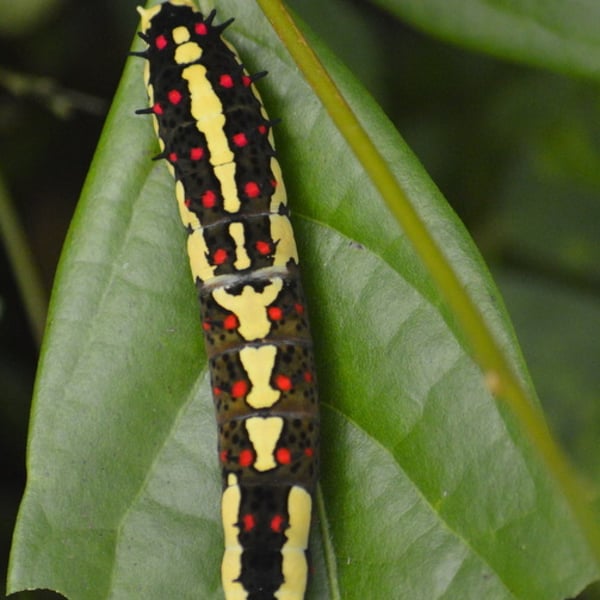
[134, 2, 319, 599]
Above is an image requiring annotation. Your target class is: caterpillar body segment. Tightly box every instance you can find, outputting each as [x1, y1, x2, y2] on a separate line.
[135, 2, 319, 598]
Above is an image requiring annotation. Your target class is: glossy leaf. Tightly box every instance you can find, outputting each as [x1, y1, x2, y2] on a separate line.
[373, 0, 600, 80]
[8, 1, 598, 599]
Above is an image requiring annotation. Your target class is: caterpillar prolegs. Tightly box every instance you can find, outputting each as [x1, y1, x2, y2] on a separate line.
[134, 2, 319, 598]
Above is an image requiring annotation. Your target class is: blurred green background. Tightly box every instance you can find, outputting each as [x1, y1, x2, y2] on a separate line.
[1, 0, 598, 598]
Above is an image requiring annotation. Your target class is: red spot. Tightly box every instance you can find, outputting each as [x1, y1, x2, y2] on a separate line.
[168, 152, 178, 163]
[275, 374, 292, 392]
[303, 371, 313, 383]
[242, 514, 256, 532]
[255, 240, 271, 255]
[270, 179, 277, 189]
[202, 190, 217, 208]
[202, 320, 211, 331]
[220, 74, 234, 88]
[168, 89, 182, 104]
[213, 387, 222, 396]
[223, 314, 238, 330]
[268, 306, 283, 321]
[257, 124, 267, 135]
[155, 35, 168, 50]
[245, 181, 260, 198]
[232, 133, 248, 147]
[219, 450, 228, 463]
[270, 514, 285, 533]
[195, 22, 208, 35]
[242, 75, 252, 87]
[152, 103, 163, 115]
[276, 447, 292, 465]
[231, 380, 248, 398]
[295, 303, 304, 315]
[184, 198, 191, 208]
[190, 147, 204, 160]
[239, 449, 254, 467]
[304, 447, 314, 458]
[213, 248, 228, 265]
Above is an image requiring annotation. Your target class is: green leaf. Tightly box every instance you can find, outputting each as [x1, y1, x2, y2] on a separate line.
[373, 0, 600, 80]
[8, 1, 598, 599]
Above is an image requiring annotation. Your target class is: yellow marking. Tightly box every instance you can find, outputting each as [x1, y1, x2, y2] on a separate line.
[254, 85, 265, 106]
[142, 58, 150, 87]
[187, 229, 215, 282]
[245, 416, 284, 471]
[182, 64, 241, 213]
[215, 164, 241, 214]
[228, 222, 251, 270]
[221, 473, 245, 598]
[284, 487, 312, 549]
[270, 215, 299, 265]
[262, 105, 276, 148]
[172, 25, 190, 44]
[275, 487, 312, 600]
[175, 180, 200, 229]
[242, 78, 274, 148]
[239, 345, 280, 408]
[138, 1, 197, 34]
[201, 115, 231, 166]
[175, 41, 202, 64]
[212, 278, 283, 341]
[270, 158, 288, 211]
[145, 81, 161, 139]
[222, 474, 241, 546]
[136, 0, 198, 31]
[136, 5, 162, 33]
[182, 64, 224, 122]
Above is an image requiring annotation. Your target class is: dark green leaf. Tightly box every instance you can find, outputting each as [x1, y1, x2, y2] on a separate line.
[373, 0, 600, 79]
[8, 1, 598, 599]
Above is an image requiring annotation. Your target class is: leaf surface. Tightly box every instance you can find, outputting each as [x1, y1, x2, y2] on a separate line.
[8, 1, 598, 599]
[374, 0, 600, 79]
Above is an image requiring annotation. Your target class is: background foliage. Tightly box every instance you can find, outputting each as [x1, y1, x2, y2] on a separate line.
[1, 0, 599, 598]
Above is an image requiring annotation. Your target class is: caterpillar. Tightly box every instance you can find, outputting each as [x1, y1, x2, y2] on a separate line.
[134, 2, 319, 599]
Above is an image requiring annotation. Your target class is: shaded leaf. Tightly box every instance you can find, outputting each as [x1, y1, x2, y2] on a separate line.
[374, 0, 600, 80]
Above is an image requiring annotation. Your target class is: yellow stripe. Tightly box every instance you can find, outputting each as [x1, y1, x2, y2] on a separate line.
[182, 64, 241, 214]
[175, 180, 200, 229]
[215, 163, 241, 213]
[182, 64, 226, 129]
[229, 222, 251, 270]
[275, 486, 311, 599]
[221, 474, 246, 598]
[270, 215, 299, 265]
[187, 229, 215, 282]
[145, 82, 161, 138]
[270, 157, 288, 211]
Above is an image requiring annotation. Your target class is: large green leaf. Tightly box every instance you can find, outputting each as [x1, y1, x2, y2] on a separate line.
[373, 0, 600, 80]
[8, 1, 598, 598]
